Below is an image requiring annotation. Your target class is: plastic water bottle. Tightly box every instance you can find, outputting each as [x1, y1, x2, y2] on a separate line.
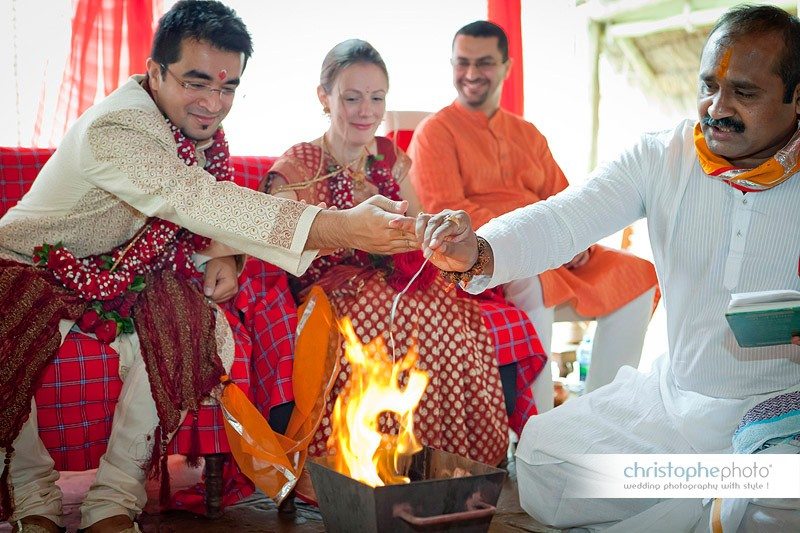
[576, 335, 593, 384]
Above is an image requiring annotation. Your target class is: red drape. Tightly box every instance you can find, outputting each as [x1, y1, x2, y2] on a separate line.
[488, 0, 524, 116]
[36, 0, 162, 145]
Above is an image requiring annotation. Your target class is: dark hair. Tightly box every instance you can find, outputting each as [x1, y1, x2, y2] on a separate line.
[151, 0, 253, 74]
[453, 21, 509, 62]
[320, 39, 388, 94]
[709, 4, 800, 103]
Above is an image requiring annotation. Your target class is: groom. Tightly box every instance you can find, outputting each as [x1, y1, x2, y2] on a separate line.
[0, 1, 416, 532]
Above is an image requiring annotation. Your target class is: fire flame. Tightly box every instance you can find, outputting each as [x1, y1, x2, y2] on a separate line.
[328, 318, 429, 487]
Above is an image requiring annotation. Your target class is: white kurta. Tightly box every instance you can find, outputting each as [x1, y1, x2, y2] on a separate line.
[470, 119, 800, 529]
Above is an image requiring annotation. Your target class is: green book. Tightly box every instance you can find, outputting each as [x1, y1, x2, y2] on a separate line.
[725, 290, 800, 348]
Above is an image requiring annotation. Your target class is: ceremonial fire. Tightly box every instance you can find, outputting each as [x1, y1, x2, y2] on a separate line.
[327, 318, 429, 486]
[306, 318, 505, 532]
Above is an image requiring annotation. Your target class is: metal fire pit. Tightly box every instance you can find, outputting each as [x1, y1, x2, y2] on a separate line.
[307, 446, 506, 532]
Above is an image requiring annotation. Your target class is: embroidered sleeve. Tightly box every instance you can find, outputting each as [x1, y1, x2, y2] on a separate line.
[85, 108, 320, 275]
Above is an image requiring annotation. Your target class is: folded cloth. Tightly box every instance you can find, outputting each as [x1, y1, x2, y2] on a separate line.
[732, 390, 800, 454]
[712, 391, 800, 533]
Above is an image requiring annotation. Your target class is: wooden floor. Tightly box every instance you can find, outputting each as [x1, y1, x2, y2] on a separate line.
[1, 453, 558, 532]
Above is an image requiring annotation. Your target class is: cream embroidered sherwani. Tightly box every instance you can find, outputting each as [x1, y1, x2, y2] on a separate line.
[0, 76, 320, 269]
[0, 76, 321, 528]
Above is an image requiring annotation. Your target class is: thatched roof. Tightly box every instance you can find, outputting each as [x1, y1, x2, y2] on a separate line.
[580, 0, 797, 113]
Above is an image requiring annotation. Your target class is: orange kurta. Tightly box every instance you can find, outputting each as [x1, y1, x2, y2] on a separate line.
[408, 101, 658, 317]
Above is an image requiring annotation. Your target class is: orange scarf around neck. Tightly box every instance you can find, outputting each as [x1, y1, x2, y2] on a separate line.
[693, 121, 800, 192]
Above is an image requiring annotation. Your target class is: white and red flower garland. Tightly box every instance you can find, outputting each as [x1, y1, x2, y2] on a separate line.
[33, 120, 233, 342]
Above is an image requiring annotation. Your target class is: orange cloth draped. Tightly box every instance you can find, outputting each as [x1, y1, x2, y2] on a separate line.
[409, 102, 658, 317]
[488, 0, 524, 116]
[693, 122, 800, 192]
[219, 286, 339, 504]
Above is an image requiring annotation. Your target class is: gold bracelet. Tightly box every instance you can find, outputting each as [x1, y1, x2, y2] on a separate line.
[440, 237, 489, 285]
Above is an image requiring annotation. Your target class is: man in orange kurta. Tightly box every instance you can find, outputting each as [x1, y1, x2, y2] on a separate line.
[408, 21, 659, 413]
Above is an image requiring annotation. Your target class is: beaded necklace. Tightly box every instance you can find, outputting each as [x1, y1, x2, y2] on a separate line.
[321, 134, 369, 191]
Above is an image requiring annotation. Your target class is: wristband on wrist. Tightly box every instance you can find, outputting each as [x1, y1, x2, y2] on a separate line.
[440, 237, 490, 285]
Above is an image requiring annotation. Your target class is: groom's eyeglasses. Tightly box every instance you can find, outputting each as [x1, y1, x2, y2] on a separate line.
[161, 65, 237, 101]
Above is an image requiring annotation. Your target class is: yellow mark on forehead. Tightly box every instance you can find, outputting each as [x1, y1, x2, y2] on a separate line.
[716, 48, 732, 79]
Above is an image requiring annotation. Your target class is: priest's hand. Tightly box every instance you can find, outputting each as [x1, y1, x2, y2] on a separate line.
[203, 256, 239, 303]
[307, 195, 417, 254]
[416, 210, 490, 274]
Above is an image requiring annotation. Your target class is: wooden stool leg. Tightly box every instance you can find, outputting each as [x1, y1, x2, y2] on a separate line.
[203, 453, 226, 518]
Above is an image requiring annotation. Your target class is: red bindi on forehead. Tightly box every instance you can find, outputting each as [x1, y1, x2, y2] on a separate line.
[218, 69, 227, 81]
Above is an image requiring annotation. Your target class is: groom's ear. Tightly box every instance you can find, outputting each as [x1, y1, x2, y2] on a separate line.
[146, 58, 165, 92]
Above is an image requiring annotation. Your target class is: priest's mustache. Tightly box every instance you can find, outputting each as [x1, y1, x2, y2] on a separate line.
[702, 115, 745, 133]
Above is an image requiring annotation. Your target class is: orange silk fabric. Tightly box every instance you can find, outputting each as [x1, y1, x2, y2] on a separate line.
[219, 286, 338, 503]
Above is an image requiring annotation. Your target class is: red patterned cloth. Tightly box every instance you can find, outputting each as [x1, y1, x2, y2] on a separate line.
[34, 333, 122, 470]
[1, 147, 292, 512]
[235, 259, 297, 410]
[268, 139, 547, 466]
[475, 287, 546, 433]
[0, 147, 54, 216]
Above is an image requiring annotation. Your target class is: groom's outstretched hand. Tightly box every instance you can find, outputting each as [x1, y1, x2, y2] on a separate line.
[307, 195, 417, 254]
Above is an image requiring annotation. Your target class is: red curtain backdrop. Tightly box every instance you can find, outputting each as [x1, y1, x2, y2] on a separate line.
[36, 0, 162, 145]
[488, 0, 524, 116]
